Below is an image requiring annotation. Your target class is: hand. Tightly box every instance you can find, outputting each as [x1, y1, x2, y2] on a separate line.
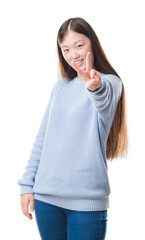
[20, 193, 34, 220]
[71, 52, 102, 91]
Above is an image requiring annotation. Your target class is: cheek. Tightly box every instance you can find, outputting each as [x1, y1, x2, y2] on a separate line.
[64, 54, 71, 64]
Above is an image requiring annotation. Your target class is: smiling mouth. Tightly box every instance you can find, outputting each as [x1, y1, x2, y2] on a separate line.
[74, 59, 84, 66]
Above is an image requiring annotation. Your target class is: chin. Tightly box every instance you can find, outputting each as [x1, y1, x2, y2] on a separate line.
[82, 66, 86, 71]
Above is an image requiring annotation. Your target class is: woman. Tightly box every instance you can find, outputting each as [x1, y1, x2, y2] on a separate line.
[18, 17, 128, 240]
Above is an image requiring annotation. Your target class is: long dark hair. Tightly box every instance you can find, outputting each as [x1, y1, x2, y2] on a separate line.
[56, 17, 128, 161]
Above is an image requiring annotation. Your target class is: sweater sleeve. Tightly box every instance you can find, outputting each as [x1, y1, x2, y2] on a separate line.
[86, 74, 122, 125]
[17, 82, 57, 196]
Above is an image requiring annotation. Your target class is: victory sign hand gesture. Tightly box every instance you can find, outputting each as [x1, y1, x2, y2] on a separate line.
[71, 52, 102, 91]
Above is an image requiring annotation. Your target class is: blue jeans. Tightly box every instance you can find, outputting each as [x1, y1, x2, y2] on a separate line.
[34, 199, 108, 240]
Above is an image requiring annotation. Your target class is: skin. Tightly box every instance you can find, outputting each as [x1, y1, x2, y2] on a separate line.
[61, 30, 104, 91]
[20, 31, 104, 221]
[20, 193, 34, 220]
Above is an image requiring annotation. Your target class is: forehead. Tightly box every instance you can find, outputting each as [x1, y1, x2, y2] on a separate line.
[61, 31, 89, 47]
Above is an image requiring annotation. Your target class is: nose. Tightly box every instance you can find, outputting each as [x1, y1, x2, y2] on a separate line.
[72, 49, 79, 60]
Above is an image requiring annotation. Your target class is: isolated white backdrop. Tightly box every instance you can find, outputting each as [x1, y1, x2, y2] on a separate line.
[0, 0, 145, 239]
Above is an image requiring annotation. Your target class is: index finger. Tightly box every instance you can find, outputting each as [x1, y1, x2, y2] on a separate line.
[86, 52, 92, 73]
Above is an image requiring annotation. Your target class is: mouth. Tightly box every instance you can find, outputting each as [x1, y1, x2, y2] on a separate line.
[73, 59, 84, 66]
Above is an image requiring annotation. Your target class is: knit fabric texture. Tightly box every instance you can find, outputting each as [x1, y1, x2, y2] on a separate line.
[17, 74, 122, 211]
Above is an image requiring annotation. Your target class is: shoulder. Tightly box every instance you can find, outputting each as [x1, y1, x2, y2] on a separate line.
[52, 77, 69, 94]
[102, 74, 122, 86]
[102, 73, 121, 81]
[53, 77, 67, 88]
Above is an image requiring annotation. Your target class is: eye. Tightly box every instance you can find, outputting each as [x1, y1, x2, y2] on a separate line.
[63, 49, 69, 53]
[77, 44, 82, 48]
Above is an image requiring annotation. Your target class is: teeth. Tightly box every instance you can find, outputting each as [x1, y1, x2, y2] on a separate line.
[75, 59, 83, 64]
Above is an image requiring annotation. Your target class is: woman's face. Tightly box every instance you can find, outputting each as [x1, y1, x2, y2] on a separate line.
[60, 30, 94, 78]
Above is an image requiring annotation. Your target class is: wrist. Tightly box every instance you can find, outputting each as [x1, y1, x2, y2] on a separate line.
[87, 82, 102, 92]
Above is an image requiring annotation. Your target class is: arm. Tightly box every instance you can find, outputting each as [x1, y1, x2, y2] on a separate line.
[71, 52, 122, 123]
[17, 82, 57, 196]
[86, 74, 122, 123]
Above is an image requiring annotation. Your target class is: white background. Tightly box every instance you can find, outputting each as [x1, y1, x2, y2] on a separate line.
[0, 0, 145, 239]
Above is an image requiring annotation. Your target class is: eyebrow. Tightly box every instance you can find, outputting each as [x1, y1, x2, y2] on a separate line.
[61, 40, 83, 48]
